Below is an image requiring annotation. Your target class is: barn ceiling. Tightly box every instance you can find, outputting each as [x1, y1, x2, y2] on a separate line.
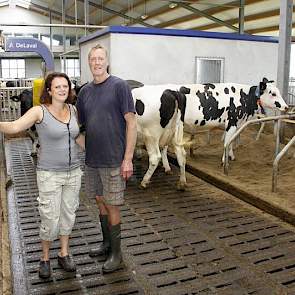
[1, 0, 295, 37]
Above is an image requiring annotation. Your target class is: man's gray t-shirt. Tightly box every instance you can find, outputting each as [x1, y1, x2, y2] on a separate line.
[76, 75, 135, 168]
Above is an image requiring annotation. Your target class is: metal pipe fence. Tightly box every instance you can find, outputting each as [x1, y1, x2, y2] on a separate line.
[0, 79, 34, 88]
[0, 87, 31, 121]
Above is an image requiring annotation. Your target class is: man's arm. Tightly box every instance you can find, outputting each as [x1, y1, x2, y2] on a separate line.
[121, 112, 137, 180]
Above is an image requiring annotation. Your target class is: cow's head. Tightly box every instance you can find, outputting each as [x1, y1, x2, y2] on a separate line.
[258, 77, 288, 112]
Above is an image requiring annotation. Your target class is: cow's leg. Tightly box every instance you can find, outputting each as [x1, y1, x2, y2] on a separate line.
[32, 137, 39, 156]
[222, 127, 236, 163]
[161, 146, 172, 174]
[172, 120, 186, 190]
[27, 129, 38, 157]
[174, 144, 186, 191]
[140, 139, 161, 189]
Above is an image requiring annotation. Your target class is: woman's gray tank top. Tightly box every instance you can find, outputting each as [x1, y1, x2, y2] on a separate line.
[35, 104, 80, 171]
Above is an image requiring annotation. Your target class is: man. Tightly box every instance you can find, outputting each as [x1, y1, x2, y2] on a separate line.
[76, 44, 137, 273]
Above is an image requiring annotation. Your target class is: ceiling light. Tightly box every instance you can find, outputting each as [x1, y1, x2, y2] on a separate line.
[140, 14, 148, 20]
[169, 3, 177, 9]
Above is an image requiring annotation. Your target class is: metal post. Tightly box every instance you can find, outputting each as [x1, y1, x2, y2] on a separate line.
[75, 0, 78, 45]
[276, 0, 293, 149]
[84, 0, 89, 36]
[275, 119, 281, 156]
[272, 135, 295, 192]
[62, 0, 66, 53]
[223, 114, 295, 175]
[239, 0, 245, 34]
[277, 0, 292, 99]
[49, 10, 52, 51]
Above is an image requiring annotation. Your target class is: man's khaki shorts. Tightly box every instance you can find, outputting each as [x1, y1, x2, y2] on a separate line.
[85, 165, 125, 206]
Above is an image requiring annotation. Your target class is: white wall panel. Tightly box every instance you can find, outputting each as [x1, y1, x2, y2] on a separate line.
[110, 34, 277, 85]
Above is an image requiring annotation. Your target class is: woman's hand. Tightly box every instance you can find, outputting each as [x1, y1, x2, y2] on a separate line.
[75, 133, 85, 150]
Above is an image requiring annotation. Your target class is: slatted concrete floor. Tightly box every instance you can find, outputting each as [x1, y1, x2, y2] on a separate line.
[5, 138, 295, 295]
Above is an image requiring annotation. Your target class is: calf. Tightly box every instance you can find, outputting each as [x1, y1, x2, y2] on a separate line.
[133, 78, 288, 189]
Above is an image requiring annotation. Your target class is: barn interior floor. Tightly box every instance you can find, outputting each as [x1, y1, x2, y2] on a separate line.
[3, 137, 295, 295]
[178, 125, 295, 227]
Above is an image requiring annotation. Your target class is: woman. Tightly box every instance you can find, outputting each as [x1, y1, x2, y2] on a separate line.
[0, 72, 83, 279]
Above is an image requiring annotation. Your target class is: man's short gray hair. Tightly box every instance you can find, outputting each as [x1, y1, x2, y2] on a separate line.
[88, 44, 108, 60]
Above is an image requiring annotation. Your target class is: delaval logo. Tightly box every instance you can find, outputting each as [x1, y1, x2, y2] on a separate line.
[8, 41, 38, 49]
[5, 37, 55, 71]
[6, 38, 38, 50]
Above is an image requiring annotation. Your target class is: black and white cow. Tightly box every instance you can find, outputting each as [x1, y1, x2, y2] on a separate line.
[10, 89, 39, 156]
[133, 84, 187, 190]
[132, 78, 288, 189]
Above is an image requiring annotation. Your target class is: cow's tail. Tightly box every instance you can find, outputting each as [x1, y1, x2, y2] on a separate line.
[175, 91, 187, 123]
[174, 120, 184, 145]
[175, 91, 187, 145]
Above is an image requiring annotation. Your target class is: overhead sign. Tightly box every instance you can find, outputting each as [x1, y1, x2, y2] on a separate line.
[5, 37, 54, 71]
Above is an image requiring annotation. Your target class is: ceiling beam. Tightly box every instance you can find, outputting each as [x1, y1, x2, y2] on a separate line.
[89, 0, 112, 18]
[29, 1, 85, 24]
[192, 6, 295, 31]
[103, 0, 146, 24]
[47, 0, 56, 11]
[156, 0, 265, 29]
[66, 0, 77, 15]
[174, 1, 239, 31]
[127, 0, 202, 26]
[246, 22, 295, 34]
[28, 0, 152, 27]
[157, 0, 240, 28]
[76, 0, 153, 27]
[29, 6, 61, 22]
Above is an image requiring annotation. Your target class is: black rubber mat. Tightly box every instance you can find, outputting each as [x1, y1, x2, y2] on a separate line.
[6, 138, 295, 295]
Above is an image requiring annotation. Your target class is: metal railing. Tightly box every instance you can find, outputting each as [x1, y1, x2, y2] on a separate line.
[0, 79, 34, 88]
[0, 87, 31, 121]
[223, 114, 295, 192]
[287, 92, 295, 107]
[272, 133, 295, 192]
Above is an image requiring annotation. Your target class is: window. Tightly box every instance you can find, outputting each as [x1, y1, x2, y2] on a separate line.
[41, 35, 60, 46]
[195, 57, 224, 84]
[1, 59, 25, 78]
[65, 59, 80, 78]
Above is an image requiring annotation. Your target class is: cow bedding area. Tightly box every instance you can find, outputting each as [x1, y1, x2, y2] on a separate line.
[185, 124, 295, 202]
